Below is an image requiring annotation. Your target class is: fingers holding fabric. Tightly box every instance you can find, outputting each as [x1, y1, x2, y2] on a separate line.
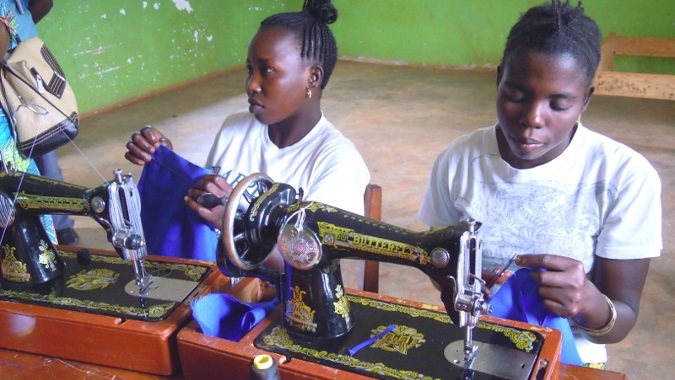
[124, 126, 172, 165]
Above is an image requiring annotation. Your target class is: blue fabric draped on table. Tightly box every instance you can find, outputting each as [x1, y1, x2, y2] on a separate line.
[191, 293, 279, 341]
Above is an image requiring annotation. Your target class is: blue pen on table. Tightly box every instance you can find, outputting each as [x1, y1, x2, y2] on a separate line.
[348, 324, 396, 356]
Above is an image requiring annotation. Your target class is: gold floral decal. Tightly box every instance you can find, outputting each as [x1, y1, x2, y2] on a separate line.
[333, 284, 351, 325]
[1, 244, 30, 282]
[66, 268, 119, 291]
[370, 324, 425, 355]
[37, 240, 58, 271]
[285, 285, 317, 332]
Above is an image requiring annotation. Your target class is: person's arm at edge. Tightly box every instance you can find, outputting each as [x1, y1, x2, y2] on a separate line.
[28, 0, 53, 24]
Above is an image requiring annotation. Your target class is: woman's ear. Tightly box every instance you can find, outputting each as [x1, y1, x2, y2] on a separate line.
[581, 85, 595, 113]
[308, 65, 324, 89]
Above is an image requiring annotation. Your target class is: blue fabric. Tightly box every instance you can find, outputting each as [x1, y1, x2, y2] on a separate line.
[191, 293, 279, 342]
[489, 268, 584, 366]
[137, 145, 218, 260]
[10, 0, 39, 41]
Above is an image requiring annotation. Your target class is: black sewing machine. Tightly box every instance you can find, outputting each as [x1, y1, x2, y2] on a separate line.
[0, 169, 151, 292]
[0, 169, 224, 375]
[210, 173, 562, 380]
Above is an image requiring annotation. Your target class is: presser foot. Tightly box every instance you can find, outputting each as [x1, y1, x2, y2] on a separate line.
[444, 340, 538, 379]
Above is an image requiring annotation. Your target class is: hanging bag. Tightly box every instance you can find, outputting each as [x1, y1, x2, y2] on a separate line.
[0, 36, 78, 157]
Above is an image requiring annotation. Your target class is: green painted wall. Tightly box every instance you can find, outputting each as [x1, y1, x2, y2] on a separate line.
[332, 0, 675, 72]
[36, 0, 293, 114]
[34, 0, 674, 115]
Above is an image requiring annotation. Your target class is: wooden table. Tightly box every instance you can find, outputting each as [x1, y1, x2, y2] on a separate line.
[0, 248, 268, 378]
[0, 269, 626, 380]
[176, 289, 627, 380]
[0, 346, 626, 380]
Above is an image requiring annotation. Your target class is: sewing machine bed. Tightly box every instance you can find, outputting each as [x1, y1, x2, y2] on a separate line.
[254, 294, 545, 380]
[0, 248, 210, 321]
[0, 247, 237, 375]
[177, 288, 564, 380]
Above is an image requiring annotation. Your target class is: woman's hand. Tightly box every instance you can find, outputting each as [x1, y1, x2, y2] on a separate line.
[517, 254, 651, 344]
[185, 174, 232, 229]
[515, 254, 592, 318]
[124, 126, 173, 165]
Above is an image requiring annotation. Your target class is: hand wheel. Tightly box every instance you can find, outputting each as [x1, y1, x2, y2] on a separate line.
[220, 173, 274, 270]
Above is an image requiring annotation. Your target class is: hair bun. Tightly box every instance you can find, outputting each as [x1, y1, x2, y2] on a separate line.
[304, 0, 338, 24]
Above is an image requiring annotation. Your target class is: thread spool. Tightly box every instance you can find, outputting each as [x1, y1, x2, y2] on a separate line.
[250, 354, 280, 380]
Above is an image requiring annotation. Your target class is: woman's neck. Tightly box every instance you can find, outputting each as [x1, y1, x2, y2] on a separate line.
[268, 107, 322, 148]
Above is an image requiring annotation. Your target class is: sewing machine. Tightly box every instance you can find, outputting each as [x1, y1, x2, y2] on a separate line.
[204, 173, 563, 380]
[0, 169, 150, 292]
[0, 169, 227, 375]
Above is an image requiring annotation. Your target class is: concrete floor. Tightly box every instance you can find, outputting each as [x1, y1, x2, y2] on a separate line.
[60, 60, 674, 379]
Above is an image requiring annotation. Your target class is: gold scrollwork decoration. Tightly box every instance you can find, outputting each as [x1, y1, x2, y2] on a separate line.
[477, 321, 538, 352]
[261, 327, 436, 380]
[57, 250, 208, 281]
[348, 295, 451, 324]
[0, 288, 175, 318]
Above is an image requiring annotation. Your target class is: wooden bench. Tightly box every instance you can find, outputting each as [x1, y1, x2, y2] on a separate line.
[593, 32, 675, 100]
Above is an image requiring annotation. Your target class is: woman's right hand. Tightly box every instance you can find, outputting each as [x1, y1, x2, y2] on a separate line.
[185, 174, 232, 229]
[124, 126, 173, 165]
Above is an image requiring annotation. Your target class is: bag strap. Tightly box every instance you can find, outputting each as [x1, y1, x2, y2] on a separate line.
[0, 59, 71, 120]
[0, 62, 18, 128]
[0, 60, 52, 159]
[0, 63, 36, 159]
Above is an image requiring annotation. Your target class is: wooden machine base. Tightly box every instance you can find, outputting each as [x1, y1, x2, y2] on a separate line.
[0, 247, 238, 375]
[178, 288, 567, 380]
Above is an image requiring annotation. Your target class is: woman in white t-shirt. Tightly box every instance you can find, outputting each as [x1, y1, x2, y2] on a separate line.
[419, 0, 661, 368]
[125, 0, 369, 268]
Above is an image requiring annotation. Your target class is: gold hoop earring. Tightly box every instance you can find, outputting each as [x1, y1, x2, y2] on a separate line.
[306, 87, 312, 99]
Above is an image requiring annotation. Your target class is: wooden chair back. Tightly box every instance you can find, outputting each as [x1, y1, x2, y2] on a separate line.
[359, 184, 382, 293]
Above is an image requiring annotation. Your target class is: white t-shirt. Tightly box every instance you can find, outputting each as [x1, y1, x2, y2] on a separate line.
[206, 110, 370, 215]
[419, 123, 662, 363]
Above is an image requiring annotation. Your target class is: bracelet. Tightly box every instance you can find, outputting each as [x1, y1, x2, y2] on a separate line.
[578, 294, 617, 336]
[214, 228, 222, 239]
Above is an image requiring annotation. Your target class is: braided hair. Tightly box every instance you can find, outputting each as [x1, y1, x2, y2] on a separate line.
[502, 0, 601, 84]
[261, 0, 338, 89]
